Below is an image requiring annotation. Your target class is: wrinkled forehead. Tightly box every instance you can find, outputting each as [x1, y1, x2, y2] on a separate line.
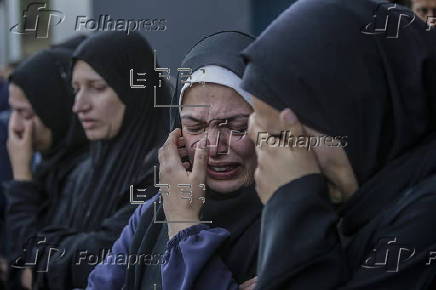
[180, 83, 252, 121]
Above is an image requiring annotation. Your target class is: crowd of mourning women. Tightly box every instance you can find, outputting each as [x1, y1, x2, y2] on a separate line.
[1, 0, 436, 289]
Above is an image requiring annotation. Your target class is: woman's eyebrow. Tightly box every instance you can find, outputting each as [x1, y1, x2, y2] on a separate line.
[181, 114, 250, 124]
[212, 114, 251, 122]
[89, 79, 106, 85]
[227, 114, 250, 121]
[181, 115, 206, 123]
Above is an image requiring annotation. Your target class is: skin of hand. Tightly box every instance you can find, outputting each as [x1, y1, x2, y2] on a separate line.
[158, 128, 209, 239]
[247, 108, 321, 204]
[240, 276, 257, 290]
[7, 117, 33, 181]
[21, 268, 32, 290]
[0, 257, 8, 282]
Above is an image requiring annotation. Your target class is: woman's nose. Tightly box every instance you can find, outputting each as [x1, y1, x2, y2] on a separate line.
[10, 111, 24, 133]
[72, 90, 91, 113]
[205, 128, 230, 156]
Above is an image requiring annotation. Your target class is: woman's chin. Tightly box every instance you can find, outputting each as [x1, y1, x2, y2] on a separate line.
[84, 130, 103, 141]
[206, 177, 245, 194]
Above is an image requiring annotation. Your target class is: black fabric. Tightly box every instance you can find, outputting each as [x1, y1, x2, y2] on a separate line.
[241, 0, 436, 185]
[6, 47, 88, 256]
[241, 0, 436, 236]
[4, 47, 89, 289]
[9, 48, 83, 150]
[170, 31, 255, 130]
[257, 172, 436, 290]
[32, 31, 170, 289]
[70, 31, 170, 230]
[6, 31, 169, 289]
[29, 31, 171, 289]
[240, 0, 436, 288]
[0, 78, 8, 112]
[51, 34, 88, 51]
[126, 31, 263, 290]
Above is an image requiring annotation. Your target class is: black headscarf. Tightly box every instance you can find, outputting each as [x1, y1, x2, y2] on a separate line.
[9, 47, 88, 182]
[241, 0, 436, 234]
[71, 31, 170, 230]
[126, 31, 263, 290]
[9, 48, 85, 153]
[51, 34, 88, 50]
[6, 47, 89, 279]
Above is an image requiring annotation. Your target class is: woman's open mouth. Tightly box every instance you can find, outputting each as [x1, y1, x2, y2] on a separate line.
[207, 163, 241, 180]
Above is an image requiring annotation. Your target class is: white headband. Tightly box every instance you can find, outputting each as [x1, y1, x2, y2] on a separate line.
[179, 65, 253, 108]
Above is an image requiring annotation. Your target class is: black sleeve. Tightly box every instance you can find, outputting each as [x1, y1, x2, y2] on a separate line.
[255, 174, 348, 290]
[255, 174, 436, 290]
[4, 180, 46, 260]
[37, 204, 137, 289]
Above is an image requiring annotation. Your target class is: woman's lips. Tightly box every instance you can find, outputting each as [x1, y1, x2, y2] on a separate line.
[207, 163, 241, 180]
[81, 119, 97, 129]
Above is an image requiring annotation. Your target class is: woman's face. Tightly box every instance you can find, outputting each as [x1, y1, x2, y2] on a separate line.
[181, 83, 257, 194]
[248, 95, 358, 202]
[72, 60, 126, 140]
[8, 83, 52, 153]
[412, 0, 436, 22]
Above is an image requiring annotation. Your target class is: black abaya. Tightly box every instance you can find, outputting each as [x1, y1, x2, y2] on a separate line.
[8, 32, 170, 289]
[241, 0, 436, 289]
[5, 47, 89, 289]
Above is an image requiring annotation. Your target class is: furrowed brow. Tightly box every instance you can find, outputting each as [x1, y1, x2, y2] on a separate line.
[181, 115, 207, 124]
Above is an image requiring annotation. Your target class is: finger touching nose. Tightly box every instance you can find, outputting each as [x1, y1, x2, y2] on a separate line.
[10, 111, 25, 133]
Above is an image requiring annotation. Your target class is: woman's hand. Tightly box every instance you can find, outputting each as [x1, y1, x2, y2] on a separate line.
[7, 117, 33, 181]
[158, 128, 209, 239]
[240, 276, 257, 289]
[0, 257, 8, 283]
[248, 109, 320, 204]
[21, 268, 32, 290]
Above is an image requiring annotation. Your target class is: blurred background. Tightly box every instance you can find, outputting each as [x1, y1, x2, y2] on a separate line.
[0, 0, 298, 74]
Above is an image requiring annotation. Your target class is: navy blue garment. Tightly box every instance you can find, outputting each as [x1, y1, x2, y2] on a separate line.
[86, 196, 160, 290]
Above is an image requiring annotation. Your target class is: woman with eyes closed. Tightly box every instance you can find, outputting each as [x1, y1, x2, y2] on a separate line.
[4, 46, 88, 290]
[240, 0, 436, 289]
[86, 31, 263, 290]
[13, 31, 170, 290]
